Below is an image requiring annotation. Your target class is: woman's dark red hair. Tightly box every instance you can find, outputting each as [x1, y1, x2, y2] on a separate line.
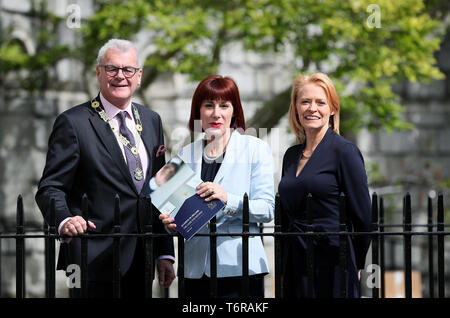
[188, 75, 246, 131]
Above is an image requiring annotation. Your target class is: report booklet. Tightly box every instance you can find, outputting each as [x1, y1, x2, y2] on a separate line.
[146, 156, 224, 240]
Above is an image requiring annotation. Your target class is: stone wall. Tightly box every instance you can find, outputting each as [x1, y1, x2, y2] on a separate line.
[357, 34, 450, 297]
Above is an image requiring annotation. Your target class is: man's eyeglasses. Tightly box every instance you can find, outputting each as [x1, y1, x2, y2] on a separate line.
[99, 65, 140, 78]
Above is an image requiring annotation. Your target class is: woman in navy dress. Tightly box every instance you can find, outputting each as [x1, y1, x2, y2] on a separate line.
[278, 73, 372, 298]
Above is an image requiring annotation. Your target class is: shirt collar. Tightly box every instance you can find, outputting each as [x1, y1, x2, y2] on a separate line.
[99, 93, 133, 121]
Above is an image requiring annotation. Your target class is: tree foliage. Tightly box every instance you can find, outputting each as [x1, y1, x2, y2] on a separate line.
[0, 0, 446, 135]
[0, 0, 70, 94]
[243, 0, 445, 133]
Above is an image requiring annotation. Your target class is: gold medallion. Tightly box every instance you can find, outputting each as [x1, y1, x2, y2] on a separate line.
[92, 101, 100, 108]
[136, 124, 142, 132]
[134, 168, 143, 181]
[131, 147, 138, 155]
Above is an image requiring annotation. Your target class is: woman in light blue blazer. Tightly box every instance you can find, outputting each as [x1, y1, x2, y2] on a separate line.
[160, 75, 274, 298]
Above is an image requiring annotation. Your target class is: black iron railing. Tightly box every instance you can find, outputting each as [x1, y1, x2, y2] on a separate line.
[0, 191, 448, 298]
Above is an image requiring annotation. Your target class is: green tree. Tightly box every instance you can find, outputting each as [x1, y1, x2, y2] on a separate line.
[0, 0, 70, 95]
[77, 0, 444, 135]
[1, 0, 445, 137]
[243, 0, 445, 134]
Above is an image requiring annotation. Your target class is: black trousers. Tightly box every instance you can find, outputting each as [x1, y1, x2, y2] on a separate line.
[184, 274, 266, 298]
[70, 239, 147, 298]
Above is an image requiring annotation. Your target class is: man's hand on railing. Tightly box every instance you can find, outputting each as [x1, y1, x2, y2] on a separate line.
[60, 215, 96, 237]
[157, 259, 176, 288]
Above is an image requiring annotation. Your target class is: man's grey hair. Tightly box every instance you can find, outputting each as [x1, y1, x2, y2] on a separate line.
[97, 39, 141, 66]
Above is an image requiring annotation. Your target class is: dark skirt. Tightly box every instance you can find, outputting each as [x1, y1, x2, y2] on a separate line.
[282, 237, 360, 298]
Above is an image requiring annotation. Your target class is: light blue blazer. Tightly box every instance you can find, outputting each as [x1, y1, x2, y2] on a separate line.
[178, 131, 275, 278]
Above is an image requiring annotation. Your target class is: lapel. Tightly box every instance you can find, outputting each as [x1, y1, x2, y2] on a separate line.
[213, 131, 240, 184]
[137, 105, 155, 185]
[88, 97, 137, 193]
[179, 131, 242, 184]
[297, 127, 333, 178]
[179, 136, 203, 180]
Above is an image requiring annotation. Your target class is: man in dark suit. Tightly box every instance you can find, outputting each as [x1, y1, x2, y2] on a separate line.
[35, 39, 175, 298]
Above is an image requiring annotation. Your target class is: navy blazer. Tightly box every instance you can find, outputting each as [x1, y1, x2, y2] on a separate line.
[278, 127, 371, 269]
[35, 97, 174, 281]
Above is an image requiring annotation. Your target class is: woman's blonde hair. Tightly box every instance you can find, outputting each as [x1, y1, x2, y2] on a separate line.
[288, 72, 340, 143]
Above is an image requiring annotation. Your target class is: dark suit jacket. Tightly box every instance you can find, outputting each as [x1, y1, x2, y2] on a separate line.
[35, 97, 174, 282]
